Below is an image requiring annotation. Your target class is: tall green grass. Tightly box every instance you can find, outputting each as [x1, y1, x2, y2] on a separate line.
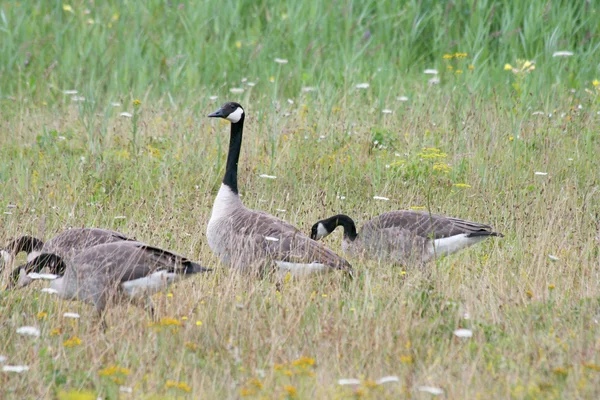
[1, 0, 598, 105]
[1, 1, 600, 399]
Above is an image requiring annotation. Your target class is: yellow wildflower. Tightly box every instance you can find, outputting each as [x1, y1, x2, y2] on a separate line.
[443, 54, 453, 59]
[409, 206, 426, 211]
[432, 162, 451, 173]
[50, 328, 61, 336]
[453, 183, 471, 188]
[236, 41, 242, 49]
[583, 363, 600, 371]
[364, 379, 378, 388]
[63, 5, 73, 13]
[548, 284, 555, 290]
[165, 380, 191, 392]
[509, 136, 514, 141]
[454, 52, 468, 58]
[455, 69, 463, 74]
[196, 320, 203, 326]
[185, 342, 198, 351]
[504, 63, 513, 71]
[526, 290, 533, 298]
[447, 65, 453, 71]
[112, 13, 120, 21]
[37, 311, 48, 319]
[133, 99, 141, 106]
[269, 76, 275, 83]
[166, 292, 173, 298]
[400, 355, 413, 363]
[523, 61, 532, 69]
[240, 388, 255, 397]
[284, 385, 297, 397]
[57, 390, 96, 400]
[249, 378, 263, 390]
[468, 65, 475, 71]
[63, 336, 82, 348]
[99, 366, 131, 376]
[592, 79, 599, 87]
[292, 356, 316, 367]
[552, 368, 568, 376]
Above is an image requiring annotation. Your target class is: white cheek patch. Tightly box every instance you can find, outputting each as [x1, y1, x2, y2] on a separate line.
[316, 223, 329, 239]
[226, 107, 244, 123]
[1, 250, 12, 264]
[27, 251, 42, 263]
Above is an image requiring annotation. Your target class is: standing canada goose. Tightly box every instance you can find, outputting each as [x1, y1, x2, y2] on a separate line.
[206, 102, 352, 277]
[11, 241, 211, 322]
[310, 211, 503, 265]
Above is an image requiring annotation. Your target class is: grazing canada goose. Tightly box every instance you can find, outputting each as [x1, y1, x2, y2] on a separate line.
[206, 102, 352, 277]
[2, 228, 135, 285]
[12, 241, 210, 322]
[3, 228, 134, 265]
[310, 211, 503, 265]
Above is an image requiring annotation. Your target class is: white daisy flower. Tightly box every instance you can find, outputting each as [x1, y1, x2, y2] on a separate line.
[376, 376, 400, 385]
[119, 112, 132, 118]
[373, 196, 390, 201]
[63, 90, 78, 95]
[397, 96, 409, 101]
[548, 255, 559, 261]
[229, 88, 244, 94]
[355, 83, 370, 89]
[338, 379, 361, 386]
[552, 51, 573, 57]
[417, 386, 444, 395]
[16, 326, 40, 337]
[534, 172, 548, 176]
[2, 365, 29, 373]
[453, 328, 473, 338]
[423, 69, 438, 75]
[259, 174, 277, 179]
[274, 58, 288, 64]
[63, 312, 81, 319]
[301, 87, 316, 92]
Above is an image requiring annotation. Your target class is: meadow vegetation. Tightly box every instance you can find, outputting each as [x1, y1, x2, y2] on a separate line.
[1, 0, 600, 398]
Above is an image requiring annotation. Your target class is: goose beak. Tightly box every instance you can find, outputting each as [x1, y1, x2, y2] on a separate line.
[208, 108, 225, 118]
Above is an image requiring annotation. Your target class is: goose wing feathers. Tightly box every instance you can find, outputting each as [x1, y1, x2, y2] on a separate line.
[70, 241, 208, 282]
[364, 211, 497, 239]
[42, 228, 135, 259]
[229, 209, 352, 272]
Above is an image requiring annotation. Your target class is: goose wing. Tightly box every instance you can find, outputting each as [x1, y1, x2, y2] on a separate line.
[365, 211, 501, 239]
[230, 209, 352, 273]
[71, 241, 209, 282]
[43, 228, 135, 258]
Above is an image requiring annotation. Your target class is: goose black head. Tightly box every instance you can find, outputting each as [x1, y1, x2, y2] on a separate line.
[310, 220, 334, 240]
[310, 215, 358, 241]
[208, 102, 245, 124]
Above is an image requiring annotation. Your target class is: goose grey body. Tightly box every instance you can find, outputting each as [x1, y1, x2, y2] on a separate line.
[2, 228, 134, 267]
[311, 211, 503, 265]
[17, 241, 210, 315]
[3, 228, 135, 287]
[207, 102, 352, 277]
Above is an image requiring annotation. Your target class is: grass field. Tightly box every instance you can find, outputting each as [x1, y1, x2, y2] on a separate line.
[1, 0, 600, 399]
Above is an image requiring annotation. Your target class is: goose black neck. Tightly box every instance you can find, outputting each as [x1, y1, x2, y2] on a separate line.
[223, 120, 244, 194]
[329, 214, 358, 241]
[8, 236, 44, 255]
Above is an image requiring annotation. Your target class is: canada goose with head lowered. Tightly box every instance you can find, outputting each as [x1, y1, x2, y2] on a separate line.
[2, 228, 135, 285]
[2, 228, 134, 266]
[12, 241, 210, 320]
[206, 102, 352, 277]
[311, 211, 503, 265]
